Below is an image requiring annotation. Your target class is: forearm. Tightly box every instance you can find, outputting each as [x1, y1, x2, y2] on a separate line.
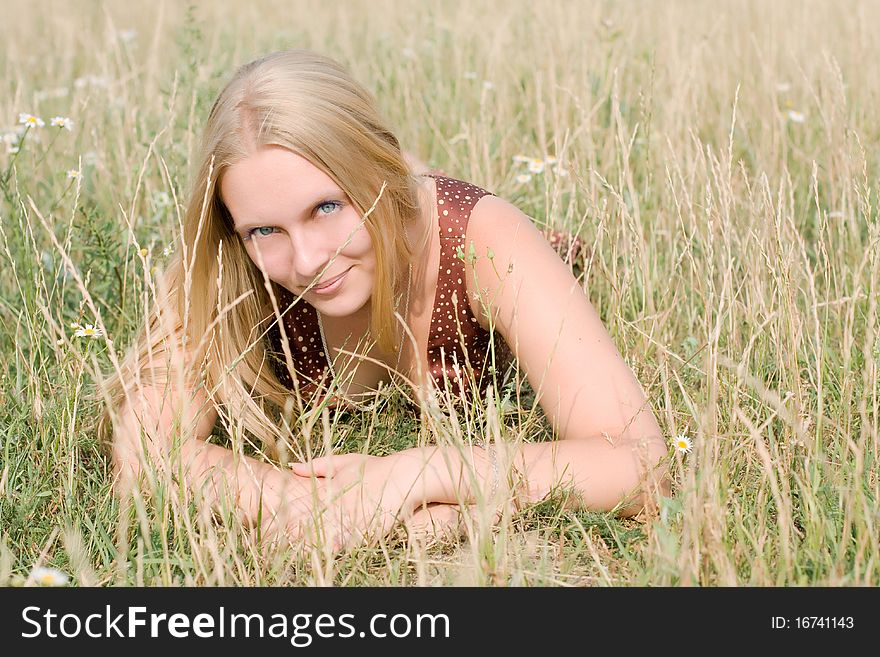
[111, 406, 304, 531]
[417, 434, 670, 517]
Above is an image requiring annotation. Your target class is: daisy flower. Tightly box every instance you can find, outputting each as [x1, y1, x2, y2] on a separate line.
[673, 434, 693, 454]
[73, 324, 103, 339]
[50, 116, 74, 131]
[527, 158, 545, 174]
[29, 566, 69, 587]
[544, 155, 558, 165]
[66, 169, 81, 180]
[152, 191, 171, 207]
[515, 173, 532, 184]
[787, 110, 805, 124]
[18, 113, 45, 128]
[512, 154, 531, 164]
[162, 244, 174, 257]
[69, 321, 83, 330]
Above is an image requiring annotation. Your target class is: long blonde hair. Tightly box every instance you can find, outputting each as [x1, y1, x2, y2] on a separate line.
[96, 49, 421, 457]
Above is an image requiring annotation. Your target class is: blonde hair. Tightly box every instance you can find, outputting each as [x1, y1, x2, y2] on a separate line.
[96, 49, 421, 457]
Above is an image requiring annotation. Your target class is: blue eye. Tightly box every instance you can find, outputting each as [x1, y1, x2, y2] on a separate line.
[246, 226, 276, 239]
[241, 200, 342, 241]
[316, 200, 342, 215]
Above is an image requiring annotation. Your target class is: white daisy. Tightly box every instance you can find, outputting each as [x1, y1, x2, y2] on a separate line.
[527, 158, 545, 174]
[73, 324, 103, 339]
[18, 113, 45, 128]
[50, 116, 74, 131]
[787, 110, 805, 123]
[512, 154, 531, 164]
[673, 434, 693, 454]
[29, 566, 69, 587]
[515, 173, 532, 184]
[66, 169, 81, 180]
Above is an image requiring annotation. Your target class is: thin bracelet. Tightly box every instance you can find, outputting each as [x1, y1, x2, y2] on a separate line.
[485, 444, 499, 500]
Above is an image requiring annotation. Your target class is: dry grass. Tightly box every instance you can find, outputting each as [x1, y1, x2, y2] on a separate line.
[0, 0, 878, 586]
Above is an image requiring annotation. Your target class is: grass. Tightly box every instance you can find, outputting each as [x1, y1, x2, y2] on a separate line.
[0, 0, 878, 586]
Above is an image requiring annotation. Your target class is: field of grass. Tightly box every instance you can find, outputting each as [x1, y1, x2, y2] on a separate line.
[0, 0, 878, 586]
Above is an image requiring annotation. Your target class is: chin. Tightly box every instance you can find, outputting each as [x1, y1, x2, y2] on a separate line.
[310, 290, 371, 318]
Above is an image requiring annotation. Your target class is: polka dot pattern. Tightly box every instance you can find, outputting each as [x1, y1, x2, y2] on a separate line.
[424, 175, 512, 399]
[265, 288, 330, 399]
[265, 174, 514, 406]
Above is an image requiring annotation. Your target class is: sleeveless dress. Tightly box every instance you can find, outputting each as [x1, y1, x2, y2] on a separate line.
[264, 174, 514, 410]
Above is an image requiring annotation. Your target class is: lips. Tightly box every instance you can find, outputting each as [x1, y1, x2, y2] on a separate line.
[311, 267, 350, 293]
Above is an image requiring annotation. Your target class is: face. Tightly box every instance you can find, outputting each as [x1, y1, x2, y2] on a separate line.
[220, 145, 376, 318]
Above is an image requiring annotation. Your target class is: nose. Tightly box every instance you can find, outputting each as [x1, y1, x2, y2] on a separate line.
[288, 227, 333, 288]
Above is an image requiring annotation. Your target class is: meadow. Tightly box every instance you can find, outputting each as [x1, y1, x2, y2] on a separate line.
[0, 0, 878, 586]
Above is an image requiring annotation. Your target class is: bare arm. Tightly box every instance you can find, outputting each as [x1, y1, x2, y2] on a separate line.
[110, 382, 313, 537]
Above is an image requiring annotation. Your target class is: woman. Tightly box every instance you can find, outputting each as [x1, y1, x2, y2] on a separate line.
[98, 49, 670, 550]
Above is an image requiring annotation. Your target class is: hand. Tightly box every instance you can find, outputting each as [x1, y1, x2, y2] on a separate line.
[405, 503, 471, 545]
[288, 449, 440, 551]
[251, 467, 327, 547]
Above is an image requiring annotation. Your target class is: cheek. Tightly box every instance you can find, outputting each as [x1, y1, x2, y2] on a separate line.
[340, 221, 376, 260]
[244, 243, 287, 276]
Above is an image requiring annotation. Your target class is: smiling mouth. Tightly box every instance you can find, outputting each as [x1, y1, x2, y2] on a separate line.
[311, 267, 351, 292]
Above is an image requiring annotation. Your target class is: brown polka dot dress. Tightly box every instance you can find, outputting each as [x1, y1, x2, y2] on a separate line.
[264, 174, 514, 410]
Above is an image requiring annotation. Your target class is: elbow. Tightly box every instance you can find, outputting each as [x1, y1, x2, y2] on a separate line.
[106, 404, 170, 500]
[109, 433, 143, 500]
[617, 435, 671, 519]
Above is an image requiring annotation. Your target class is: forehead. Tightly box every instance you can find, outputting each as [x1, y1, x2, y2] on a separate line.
[220, 146, 342, 225]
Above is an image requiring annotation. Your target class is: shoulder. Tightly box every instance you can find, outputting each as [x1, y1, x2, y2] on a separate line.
[465, 191, 550, 269]
[467, 191, 531, 235]
[461, 191, 564, 327]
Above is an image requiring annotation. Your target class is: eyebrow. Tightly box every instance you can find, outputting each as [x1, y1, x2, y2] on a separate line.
[232, 187, 345, 233]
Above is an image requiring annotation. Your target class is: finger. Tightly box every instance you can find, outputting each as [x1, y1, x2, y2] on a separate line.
[289, 457, 331, 477]
[291, 453, 362, 478]
[406, 504, 466, 543]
